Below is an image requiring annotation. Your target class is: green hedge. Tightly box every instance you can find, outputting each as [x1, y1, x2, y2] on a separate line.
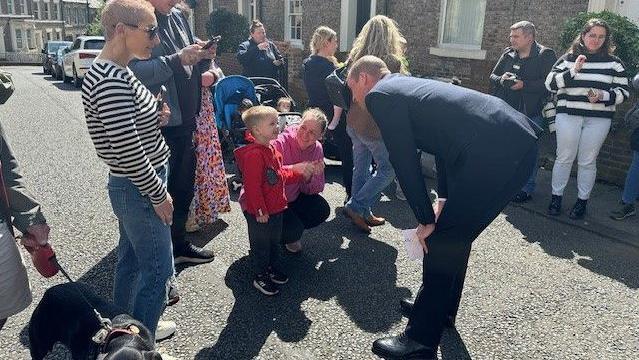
[560, 10, 639, 76]
[206, 9, 249, 54]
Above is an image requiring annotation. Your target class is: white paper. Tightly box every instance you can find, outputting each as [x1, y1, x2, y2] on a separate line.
[402, 228, 424, 261]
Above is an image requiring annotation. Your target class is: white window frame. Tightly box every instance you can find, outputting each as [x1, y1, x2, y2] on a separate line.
[284, 0, 302, 48]
[43, 2, 49, 20]
[33, 2, 40, 19]
[429, 0, 487, 60]
[339, 0, 376, 52]
[15, 28, 23, 50]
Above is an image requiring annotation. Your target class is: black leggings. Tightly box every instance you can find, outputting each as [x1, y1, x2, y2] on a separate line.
[281, 193, 330, 244]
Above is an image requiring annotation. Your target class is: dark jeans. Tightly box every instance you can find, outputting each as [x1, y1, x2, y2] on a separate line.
[244, 211, 284, 276]
[331, 119, 353, 198]
[165, 132, 197, 254]
[281, 193, 330, 244]
[405, 143, 537, 349]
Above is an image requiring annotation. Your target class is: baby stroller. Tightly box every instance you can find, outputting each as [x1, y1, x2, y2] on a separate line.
[214, 75, 302, 191]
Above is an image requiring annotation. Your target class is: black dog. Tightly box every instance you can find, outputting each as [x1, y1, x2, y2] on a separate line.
[29, 282, 161, 360]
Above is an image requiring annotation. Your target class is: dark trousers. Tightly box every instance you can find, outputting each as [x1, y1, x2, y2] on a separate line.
[281, 193, 330, 244]
[244, 211, 284, 276]
[333, 119, 353, 198]
[165, 132, 196, 254]
[405, 143, 538, 348]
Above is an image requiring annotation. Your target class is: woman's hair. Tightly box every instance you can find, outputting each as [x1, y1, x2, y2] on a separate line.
[250, 20, 264, 34]
[569, 18, 615, 56]
[348, 15, 408, 74]
[101, 0, 156, 41]
[302, 108, 328, 133]
[310, 26, 338, 64]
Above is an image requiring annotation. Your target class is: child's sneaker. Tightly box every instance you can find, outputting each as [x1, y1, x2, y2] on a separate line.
[268, 267, 289, 285]
[253, 273, 279, 296]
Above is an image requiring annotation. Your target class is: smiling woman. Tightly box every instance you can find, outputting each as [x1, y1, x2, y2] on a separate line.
[81, 0, 174, 339]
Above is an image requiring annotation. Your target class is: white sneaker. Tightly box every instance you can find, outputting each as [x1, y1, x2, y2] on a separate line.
[155, 320, 176, 342]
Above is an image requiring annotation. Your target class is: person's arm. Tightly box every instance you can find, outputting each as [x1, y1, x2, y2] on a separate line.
[300, 144, 325, 194]
[237, 41, 258, 68]
[94, 79, 167, 205]
[129, 53, 183, 89]
[523, 49, 557, 94]
[545, 56, 575, 92]
[602, 59, 631, 106]
[367, 92, 436, 226]
[489, 52, 508, 88]
[328, 106, 343, 130]
[0, 125, 47, 234]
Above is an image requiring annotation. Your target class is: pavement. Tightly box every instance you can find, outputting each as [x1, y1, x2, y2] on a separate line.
[0, 66, 637, 360]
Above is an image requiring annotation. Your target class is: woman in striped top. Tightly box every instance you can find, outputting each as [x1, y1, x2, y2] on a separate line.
[545, 18, 630, 219]
[81, 0, 174, 338]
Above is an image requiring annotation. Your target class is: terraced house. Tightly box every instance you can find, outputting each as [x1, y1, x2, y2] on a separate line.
[0, 0, 100, 62]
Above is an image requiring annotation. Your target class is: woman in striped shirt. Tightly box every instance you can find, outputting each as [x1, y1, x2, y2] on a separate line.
[81, 0, 175, 338]
[545, 18, 630, 219]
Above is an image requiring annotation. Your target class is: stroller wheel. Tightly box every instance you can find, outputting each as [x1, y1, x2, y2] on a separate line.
[231, 180, 243, 192]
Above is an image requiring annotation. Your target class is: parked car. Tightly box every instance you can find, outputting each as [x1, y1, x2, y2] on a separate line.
[52, 46, 69, 81]
[62, 36, 105, 88]
[42, 41, 72, 75]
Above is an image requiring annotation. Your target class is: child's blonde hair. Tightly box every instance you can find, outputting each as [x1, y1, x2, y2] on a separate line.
[276, 97, 293, 110]
[242, 105, 278, 129]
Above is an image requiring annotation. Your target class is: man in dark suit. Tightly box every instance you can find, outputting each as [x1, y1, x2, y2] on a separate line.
[347, 56, 539, 359]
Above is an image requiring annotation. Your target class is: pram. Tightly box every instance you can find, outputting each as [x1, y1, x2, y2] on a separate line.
[214, 75, 302, 191]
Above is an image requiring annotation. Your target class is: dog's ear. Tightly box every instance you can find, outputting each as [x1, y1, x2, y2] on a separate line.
[143, 350, 163, 360]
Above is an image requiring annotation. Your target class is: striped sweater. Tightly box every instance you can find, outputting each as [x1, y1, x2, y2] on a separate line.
[82, 59, 170, 205]
[545, 52, 630, 119]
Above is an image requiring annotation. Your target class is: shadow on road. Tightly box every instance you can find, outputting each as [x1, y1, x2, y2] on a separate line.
[504, 206, 639, 289]
[195, 213, 413, 359]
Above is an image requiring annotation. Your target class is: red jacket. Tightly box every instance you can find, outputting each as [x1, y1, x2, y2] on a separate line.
[234, 139, 303, 216]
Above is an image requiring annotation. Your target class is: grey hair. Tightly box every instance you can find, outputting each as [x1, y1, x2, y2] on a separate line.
[510, 21, 536, 38]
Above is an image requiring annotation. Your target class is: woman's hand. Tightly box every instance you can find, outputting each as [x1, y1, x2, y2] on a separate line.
[153, 194, 174, 226]
[574, 55, 587, 73]
[157, 102, 170, 127]
[312, 160, 325, 176]
[291, 162, 314, 181]
[202, 71, 216, 87]
[587, 89, 603, 103]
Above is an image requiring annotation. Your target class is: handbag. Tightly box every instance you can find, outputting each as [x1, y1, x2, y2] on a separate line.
[0, 69, 15, 105]
[324, 65, 351, 110]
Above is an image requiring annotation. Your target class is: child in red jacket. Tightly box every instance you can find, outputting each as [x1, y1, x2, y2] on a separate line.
[234, 106, 314, 295]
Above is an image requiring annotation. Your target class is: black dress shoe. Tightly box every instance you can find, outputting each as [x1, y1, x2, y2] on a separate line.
[547, 195, 562, 216]
[372, 334, 436, 359]
[569, 198, 587, 220]
[512, 190, 532, 203]
[399, 299, 455, 327]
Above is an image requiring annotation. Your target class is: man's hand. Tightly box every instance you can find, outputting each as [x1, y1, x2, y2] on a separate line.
[416, 223, 436, 253]
[178, 44, 204, 66]
[256, 214, 269, 223]
[501, 72, 514, 81]
[433, 199, 446, 223]
[153, 194, 174, 226]
[574, 54, 587, 72]
[273, 59, 283, 66]
[510, 80, 524, 90]
[257, 42, 270, 51]
[25, 223, 50, 246]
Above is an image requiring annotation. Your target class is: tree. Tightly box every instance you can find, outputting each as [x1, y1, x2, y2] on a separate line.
[206, 9, 249, 54]
[560, 10, 639, 75]
[86, 1, 105, 36]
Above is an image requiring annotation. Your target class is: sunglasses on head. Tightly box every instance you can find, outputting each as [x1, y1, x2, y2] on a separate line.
[122, 23, 159, 39]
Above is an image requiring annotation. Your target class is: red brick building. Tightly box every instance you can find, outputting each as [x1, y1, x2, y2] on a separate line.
[193, 0, 639, 185]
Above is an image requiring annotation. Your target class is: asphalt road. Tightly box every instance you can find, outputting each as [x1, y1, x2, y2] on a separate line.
[0, 66, 637, 360]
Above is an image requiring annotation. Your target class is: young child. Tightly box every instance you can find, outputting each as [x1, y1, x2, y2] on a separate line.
[234, 106, 313, 295]
[276, 97, 300, 132]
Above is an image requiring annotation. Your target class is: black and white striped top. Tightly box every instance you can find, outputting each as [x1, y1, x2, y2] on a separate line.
[82, 59, 170, 205]
[545, 52, 630, 119]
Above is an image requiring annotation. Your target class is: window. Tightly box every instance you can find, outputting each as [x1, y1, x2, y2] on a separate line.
[285, 0, 302, 46]
[439, 0, 486, 49]
[27, 29, 34, 49]
[46, 32, 51, 41]
[44, 3, 49, 19]
[8, 0, 14, 14]
[33, 2, 40, 19]
[53, 4, 59, 20]
[15, 29, 23, 49]
[238, 0, 259, 21]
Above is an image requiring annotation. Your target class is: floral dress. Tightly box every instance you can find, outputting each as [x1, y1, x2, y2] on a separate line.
[188, 87, 231, 226]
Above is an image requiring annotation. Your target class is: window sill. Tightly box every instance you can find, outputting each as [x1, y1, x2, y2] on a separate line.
[286, 40, 304, 50]
[429, 46, 486, 60]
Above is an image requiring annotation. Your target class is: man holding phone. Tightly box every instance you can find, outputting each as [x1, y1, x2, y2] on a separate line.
[130, 0, 219, 268]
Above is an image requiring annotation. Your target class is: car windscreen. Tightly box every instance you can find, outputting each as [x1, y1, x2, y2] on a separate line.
[84, 40, 105, 50]
[47, 42, 70, 53]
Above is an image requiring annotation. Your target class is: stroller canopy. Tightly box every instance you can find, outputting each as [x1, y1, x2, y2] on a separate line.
[214, 75, 258, 130]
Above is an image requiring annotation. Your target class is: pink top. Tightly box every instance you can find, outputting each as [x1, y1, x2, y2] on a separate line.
[271, 125, 325, 202]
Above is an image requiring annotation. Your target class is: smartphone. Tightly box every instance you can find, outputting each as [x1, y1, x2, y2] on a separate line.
[202, 35, 222, 50]
[157, 85, 167, 109]
[587, 88, 597, 98]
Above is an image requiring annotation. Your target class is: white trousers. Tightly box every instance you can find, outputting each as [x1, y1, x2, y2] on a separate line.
[551, 113, 611, 200]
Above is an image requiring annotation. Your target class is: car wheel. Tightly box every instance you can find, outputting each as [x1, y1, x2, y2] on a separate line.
[73, 65, 81, 88]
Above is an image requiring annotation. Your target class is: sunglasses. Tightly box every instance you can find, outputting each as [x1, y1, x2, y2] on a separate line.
[122, 23, 159, 40]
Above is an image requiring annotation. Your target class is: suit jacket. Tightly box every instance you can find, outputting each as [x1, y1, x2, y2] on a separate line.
[366, 74, 538, 226]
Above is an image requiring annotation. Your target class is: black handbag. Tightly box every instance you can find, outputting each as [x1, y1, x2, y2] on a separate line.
[0, 69, 15, 105]
[324, 65, 351, 110]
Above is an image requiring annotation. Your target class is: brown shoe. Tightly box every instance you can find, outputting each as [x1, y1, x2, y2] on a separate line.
[366, 214, 386, 226]
[343, 207, 371, 233]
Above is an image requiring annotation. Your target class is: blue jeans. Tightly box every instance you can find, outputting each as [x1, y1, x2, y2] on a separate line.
[346, 126, 395, 217]
[622, 151, 639, 204]
[109, 164, 173, 335]
[521, 115, 545, 195]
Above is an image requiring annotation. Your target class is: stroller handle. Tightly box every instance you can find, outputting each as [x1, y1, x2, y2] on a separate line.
[248, 77, 282, 87]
